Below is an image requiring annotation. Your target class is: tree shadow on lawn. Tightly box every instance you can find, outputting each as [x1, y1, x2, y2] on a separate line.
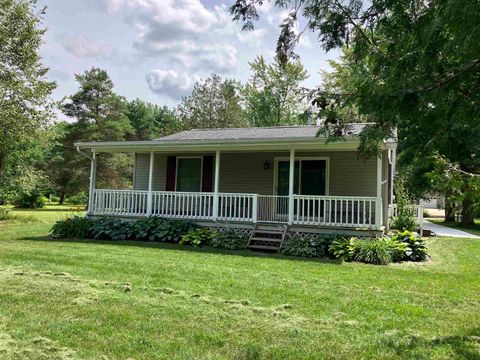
[383, 327, 480, 359]
[20, 235, 343, 265]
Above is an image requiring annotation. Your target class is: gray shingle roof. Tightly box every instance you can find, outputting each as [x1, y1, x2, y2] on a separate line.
[155, 124, 368, 142]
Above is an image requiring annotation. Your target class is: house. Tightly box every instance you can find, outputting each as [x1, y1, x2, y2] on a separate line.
[75, 124, 397, 241]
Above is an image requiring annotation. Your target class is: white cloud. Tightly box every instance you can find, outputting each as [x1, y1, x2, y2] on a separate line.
[62, 34, 113, 58]
[103, 0, 238, 73]
[146, 69, 198, 99]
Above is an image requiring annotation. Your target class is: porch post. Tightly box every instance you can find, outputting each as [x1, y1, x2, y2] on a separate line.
[147, 151, 154, 216]
[288, 149, 295, 225]
[376, 153, 383, 230]
[213, 150, 220, 220]
[88, 152, 97, 215]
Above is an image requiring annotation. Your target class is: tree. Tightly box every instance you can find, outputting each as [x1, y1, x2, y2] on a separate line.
[231, 0, 480, 224]
[60, 67, 134, 190]
[126, 99, 178, 140]
[0, 0, 56, 201]
[176, 74, 247, 129]
[243, 56, 309, 126]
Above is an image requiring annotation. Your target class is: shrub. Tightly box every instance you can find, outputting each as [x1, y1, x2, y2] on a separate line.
[209, 229, 249, 250]
[51, 216, 92, 239]
[0, 207, 12, 221]
[281, 235, 318, 257]
[390, 230, 429, 261]
[392, 191, 416, 232]
[353, 238, 394, 265]
[329, 237, 356, 261]
[151, 219, 197, 243]
[67, 193, 88, 205]
[14, 191, 48, 208]
[91, 218, 134, 241]
[180, 228, 217, 247]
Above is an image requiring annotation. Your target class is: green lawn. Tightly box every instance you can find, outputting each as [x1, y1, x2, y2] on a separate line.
[429, 218, 480, 237]
[0, 207, 479, 359]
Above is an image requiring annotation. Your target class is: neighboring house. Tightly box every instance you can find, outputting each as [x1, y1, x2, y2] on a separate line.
[75, 124, 397, 240]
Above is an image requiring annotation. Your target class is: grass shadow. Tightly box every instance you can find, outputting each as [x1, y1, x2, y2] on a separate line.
[384, 327, 480, 359]
[20, 235, 343, 265]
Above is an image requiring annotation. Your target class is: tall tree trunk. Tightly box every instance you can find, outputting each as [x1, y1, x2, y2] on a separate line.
[461, 196, 475, 225]
[444, 191, 455, 222]
[59, 193, 65, 205]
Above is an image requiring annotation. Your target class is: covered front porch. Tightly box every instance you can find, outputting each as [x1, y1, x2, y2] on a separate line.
[86, 148, 391, 231]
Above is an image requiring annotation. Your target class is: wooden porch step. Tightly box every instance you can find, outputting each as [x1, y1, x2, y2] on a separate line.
[250, 236, 282, 243]
[248, 224, 288, 253]
[248, 245, 281, 251]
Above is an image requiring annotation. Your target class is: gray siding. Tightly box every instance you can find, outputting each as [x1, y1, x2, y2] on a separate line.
[134, 151, 378, 197]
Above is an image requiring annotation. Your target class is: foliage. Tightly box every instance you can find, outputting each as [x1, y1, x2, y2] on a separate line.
[231, 0, 480, 223]
[0, 207, 12, 221]
[390, 230, 429, 262]
[353, 238, 395, 265]
[0, 0, 56, 200]
[59, 67, 134, 191]
[281, 235, 318, 257]
[126, 99, 178, 140]
[330, 232, 428, 264]
[130, 217, 197, 242]
[67, 192, 88, 205]
[281, 234, 338, 258]
[209, 229, 249, 250]
[50, 216, 92, 239]
[14, 190, 48, 208]
[91, 218, 133, 241]
[391, 188, 416, 232]
[329, 237, 356, 261]
[180, 228, 217, 247]
[89, 217, 196, 242]
[176, 74, 247, 130]
[242, 56, 309, 126]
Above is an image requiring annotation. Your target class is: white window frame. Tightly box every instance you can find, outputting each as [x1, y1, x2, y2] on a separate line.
[175, 156, 204, 192]
[273, 156, 330, 196]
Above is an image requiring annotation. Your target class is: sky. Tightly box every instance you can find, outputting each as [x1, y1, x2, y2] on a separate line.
[38, 0, 339, 108]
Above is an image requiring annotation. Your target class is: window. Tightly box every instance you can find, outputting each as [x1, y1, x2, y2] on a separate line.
[176, 158, 202, 192]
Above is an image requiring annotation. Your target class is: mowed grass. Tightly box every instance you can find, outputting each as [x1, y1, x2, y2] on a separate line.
[0, 207, 479, 359]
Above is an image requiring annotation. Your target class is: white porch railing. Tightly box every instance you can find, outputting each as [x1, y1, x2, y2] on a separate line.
[92, 189, 149, 216]
[90, 189, 380, 229]
[293, 195, 377, 228]
[218, 193, 256, 222]
[152, 191, 214, 219]
[257, 195, 289, 223]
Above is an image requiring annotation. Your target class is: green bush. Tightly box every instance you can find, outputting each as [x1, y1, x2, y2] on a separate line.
[353, 238, 395, 265]
[180, 228, 217, 247]
[281, 235, 318, 257]
[281, 234, 339, 258]
[91, 218, 134, 241]
[51, 216, 93, 239]
[0, 207, 12, 221]
[392, 191, 416, 231]
[89, 217, 196, 242]
[390, 230, 429, 261]
[67, 193, 88, 205]
[209, 229, 249, 250]
[329, 237, 356, 261]
[14, 191, 49, 208]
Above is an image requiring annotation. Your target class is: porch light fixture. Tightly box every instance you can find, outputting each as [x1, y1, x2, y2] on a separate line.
[263, 160, 270, 170]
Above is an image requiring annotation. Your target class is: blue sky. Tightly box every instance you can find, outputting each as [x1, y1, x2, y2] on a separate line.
[39, 0, 338, 108]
